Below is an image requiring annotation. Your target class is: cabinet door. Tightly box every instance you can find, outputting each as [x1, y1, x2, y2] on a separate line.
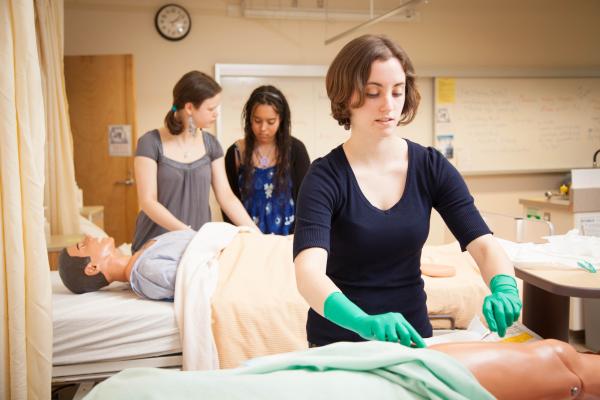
[65, 55, 138, 245]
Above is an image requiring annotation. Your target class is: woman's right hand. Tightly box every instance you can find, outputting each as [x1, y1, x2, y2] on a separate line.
[324, 291, 426, 348]
[353, 313, 426, 348]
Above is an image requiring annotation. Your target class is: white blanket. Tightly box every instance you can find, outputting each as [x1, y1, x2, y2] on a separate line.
[173, 222, 243, 371]
[496, 232, 600, 272]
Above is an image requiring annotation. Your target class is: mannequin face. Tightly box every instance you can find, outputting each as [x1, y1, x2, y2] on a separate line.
[350, 57, 406, 136]
[66, 235, 115, 276]
[251, 104, 280, 145]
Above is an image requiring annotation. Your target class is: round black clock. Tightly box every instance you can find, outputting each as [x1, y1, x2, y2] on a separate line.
[155, 4, 191, 41]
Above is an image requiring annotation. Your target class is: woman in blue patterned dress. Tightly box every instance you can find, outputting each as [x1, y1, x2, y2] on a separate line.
[223, 85, 310, 235]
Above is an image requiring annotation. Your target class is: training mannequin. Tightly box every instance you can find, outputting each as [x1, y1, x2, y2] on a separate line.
[58, 230, 195, 299]
[83, 339, 598, 399]
[434, 339, 598, 399]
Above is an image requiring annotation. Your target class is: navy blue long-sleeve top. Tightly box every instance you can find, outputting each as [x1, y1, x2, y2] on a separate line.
[293, 140, 491, 346]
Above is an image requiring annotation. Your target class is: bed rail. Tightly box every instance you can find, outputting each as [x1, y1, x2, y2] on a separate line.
[429, 314, 456, 330]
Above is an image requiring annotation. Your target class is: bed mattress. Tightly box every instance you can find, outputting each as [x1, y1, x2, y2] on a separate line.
[421, 242, 490, 329]
[52, 271, 180, 365]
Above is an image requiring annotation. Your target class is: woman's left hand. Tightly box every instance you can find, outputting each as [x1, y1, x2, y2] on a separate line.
[482, 274, 522, 337]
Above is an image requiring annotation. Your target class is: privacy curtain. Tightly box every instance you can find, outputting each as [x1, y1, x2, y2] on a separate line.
[0, 0, 53, 399]
[36, 0, 80, 235]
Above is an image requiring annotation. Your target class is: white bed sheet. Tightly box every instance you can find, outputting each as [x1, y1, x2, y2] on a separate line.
[52, 271, 180, 365]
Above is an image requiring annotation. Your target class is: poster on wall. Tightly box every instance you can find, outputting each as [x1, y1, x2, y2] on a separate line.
[436, 133, 454, 159]
[108, 125, 132, 157]
[434, 78, 457, 164]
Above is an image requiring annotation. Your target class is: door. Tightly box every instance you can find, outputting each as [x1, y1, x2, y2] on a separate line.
[64, 54, 138, 245]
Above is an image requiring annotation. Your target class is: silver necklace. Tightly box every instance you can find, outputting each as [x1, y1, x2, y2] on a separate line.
[254, 146, 275, 168]
[176, 135, 195, 159]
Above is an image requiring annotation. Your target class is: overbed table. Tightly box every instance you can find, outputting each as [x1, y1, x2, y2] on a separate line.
[515, 266, 600, 341]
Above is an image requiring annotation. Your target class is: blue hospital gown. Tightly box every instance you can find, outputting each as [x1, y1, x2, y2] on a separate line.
[129, 230, 195, 300]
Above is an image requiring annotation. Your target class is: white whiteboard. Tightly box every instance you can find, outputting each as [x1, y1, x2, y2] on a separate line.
[216, 64, 433, 161]
[434, 77, 600, 174]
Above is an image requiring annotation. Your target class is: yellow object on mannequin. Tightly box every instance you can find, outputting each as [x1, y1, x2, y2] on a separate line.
[0, 0, 53, 398]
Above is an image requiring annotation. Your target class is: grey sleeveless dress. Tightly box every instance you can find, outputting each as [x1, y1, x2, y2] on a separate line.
[131, 129, 223, 252]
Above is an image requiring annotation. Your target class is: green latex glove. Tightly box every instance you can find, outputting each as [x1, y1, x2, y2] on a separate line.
[323, 292, 426, 348]
[482, 274, 522, 337]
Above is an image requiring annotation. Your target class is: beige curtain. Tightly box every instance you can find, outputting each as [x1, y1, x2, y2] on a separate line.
[0, 0, 53, 399]
[36, 0, 80, 235]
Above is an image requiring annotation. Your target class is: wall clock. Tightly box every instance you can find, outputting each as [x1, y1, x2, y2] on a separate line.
[155, 4, 191, 41]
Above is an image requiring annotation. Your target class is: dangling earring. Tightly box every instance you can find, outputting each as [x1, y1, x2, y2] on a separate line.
[188, 116, 197, 136]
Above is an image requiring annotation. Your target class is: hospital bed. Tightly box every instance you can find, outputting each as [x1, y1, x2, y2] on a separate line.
[51, 273, 182, 383]
[51, 235, 493, 386]
[54, 211, 558, 390]
[51, 221, 183, 389]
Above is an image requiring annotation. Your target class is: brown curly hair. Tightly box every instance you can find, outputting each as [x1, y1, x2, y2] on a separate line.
[325, 34, 420, 130]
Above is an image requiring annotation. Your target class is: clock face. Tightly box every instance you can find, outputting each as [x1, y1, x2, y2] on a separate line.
[155, 4, 191, 41]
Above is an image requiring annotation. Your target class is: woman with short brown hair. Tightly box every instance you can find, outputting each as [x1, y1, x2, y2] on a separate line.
[293, 35, 521, 349]
[326, 34, 420, 130]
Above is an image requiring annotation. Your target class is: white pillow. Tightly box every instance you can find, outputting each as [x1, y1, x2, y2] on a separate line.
[79, 215, 108, 238]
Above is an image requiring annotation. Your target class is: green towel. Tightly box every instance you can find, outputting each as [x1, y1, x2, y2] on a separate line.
[86, 341, 495, 400]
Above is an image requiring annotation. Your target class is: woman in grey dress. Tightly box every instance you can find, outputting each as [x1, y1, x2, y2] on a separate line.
[132, 71, 257, 252]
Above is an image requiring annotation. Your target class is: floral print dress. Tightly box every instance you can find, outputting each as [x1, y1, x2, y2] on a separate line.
[238, 166, 295, 235]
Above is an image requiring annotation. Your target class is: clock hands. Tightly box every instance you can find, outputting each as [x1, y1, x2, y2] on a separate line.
[156, 4, 190, 40]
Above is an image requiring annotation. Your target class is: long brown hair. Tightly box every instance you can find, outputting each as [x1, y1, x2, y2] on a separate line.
[326, 34, 420, 130]
[240, 85, 292, 198]
[164, 71, 221, 135]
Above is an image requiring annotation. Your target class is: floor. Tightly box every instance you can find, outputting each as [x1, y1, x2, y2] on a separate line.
[53, 384, 85, 400]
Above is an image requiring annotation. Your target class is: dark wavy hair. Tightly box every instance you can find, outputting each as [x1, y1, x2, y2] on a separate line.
[164, 70, 222, 135]
[326, 34, 420, 130]
[58, 248, 109, 294]
[240, 85, 292, 198]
